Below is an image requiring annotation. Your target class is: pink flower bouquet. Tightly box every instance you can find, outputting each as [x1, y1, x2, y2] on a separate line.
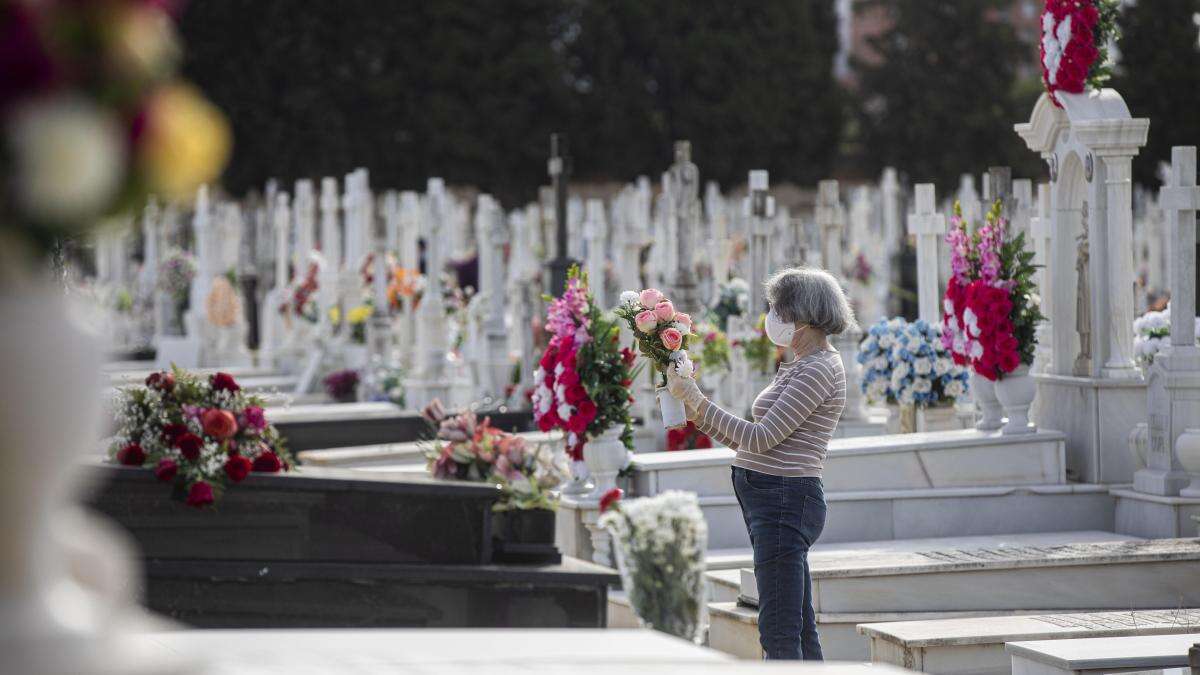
[615, 288, 695, 429]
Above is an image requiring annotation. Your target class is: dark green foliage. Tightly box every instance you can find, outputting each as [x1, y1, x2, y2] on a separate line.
[1000, 230, 1045, 366]
[177, 0, 841, 204]
[851, 0, 1043, 191]
[1111, 0, 1200, 186]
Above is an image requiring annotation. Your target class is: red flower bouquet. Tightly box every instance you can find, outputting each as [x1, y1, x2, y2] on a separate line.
[942, 201, 1044, 381]
[531, 267, 638, 462]
[1039, 0, 1120, 105]
[108, 367, 293, 507]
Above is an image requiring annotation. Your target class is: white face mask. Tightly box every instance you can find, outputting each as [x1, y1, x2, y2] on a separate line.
[765, 309, 797, 347]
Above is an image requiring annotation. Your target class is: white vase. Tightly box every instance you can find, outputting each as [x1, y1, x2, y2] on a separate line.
[994, 365, 1037, 435]
[970, 370, 1005, 431]
[560, 459, 594, 496]
[1175, 428, 1200, 498]
[0, 279, 189, 674]
[657, 386, 687, 430]
[583, 427, 629, 497]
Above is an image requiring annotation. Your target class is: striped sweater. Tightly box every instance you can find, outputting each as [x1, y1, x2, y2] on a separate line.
[694, 349, 846, 478]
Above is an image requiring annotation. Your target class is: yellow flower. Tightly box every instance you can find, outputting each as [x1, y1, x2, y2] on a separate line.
[347, 305, 373, 324]
[329, 306, 341, 324]
[138, 83, 231, 202]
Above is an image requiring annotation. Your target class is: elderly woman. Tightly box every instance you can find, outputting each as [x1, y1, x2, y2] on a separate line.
[666, 266, 854, 661]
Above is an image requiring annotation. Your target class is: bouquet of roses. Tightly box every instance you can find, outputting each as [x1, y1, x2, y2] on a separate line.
[614, 287, 695, 429]
[108, 367, 292, 508]
[858, 317, 970, 407]
[532, 267, 638, 463]
[426, 410, 569, 511]
[942, 200, 1044, 381]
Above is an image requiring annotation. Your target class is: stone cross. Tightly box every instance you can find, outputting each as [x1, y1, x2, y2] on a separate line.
[705, 181, 730, 289]
[1030, 182, 1054, 374]
[188, 185, 218, 317]
[293, 179, 316, 276]
[816, 180, 845, 276]
[140, 198, 164, 343]
[668, 140, 701, 313]
[546, 132, 573, 295]
[583, 198, 607, 308]
[406, 178, 451, 408]
[906, 184, 946, 324]
[383, 190, 400, 255]
[1136, 146, 1200, 497]
[745, 170, 773, 319]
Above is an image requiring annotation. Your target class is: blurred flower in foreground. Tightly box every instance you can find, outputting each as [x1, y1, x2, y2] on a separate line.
[138, 84, 231, 202]
[0, 0, 230, 258]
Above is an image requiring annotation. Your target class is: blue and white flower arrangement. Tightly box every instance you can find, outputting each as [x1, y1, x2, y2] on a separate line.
[857, 317, 970, 407]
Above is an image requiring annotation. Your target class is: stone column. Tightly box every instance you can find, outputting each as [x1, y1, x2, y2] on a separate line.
[906, 184, 946, 324]
[1097, 152, 1139, 379]
[1030, 183, 1054, 374]
[1136, 147, 1200, 496]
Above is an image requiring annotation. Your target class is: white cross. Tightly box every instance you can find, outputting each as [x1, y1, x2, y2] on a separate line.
[1160, 146, 1200, 348]
[906, 183, 945, 324]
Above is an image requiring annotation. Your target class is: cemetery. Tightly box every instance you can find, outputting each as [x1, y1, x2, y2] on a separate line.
[4, 0, 1200, 673]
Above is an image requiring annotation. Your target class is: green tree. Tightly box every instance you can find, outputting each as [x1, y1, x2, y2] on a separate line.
[563, 0, 842, 187]
[1111, 0, 1200, 187]
[852, 0, 1041, 192]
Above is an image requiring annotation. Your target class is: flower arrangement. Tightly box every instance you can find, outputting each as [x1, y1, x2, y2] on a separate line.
[1040, 0, 1120, 105]
[1, 0, 230, 257]
[426, 410, 568, 511]
[107, 368, 291, 508]
[850, 252, 874, 284]
[733, 314, 778, 375]
[533, 267, 637, 461]
[707, 278, 750, 332]
[858, 318, 970, 407]
[156, 248, 195, 304]
[363, 360, 406, 407]
[387, 266, 422, 311]
[942, 201, 1044, 381]
[329, 303, 372, 343]
[614, 287, 696, 385]
[280, 253, 322, 324]
[1133, 305, 1200, 366]
[666, 421, 713, 451]
[696, 323, 731, 375]
[598, 490, 708, 643]
[322, 369, 359, 403]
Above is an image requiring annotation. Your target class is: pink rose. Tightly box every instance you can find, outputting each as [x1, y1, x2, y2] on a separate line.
[201, 408, 238, 440]
[661, 327, 683, 351]
[675, 312, 692, 328]
[654, 301, 675, 322]
[638, 288, 663, 308]
[635, 310, 658, 333]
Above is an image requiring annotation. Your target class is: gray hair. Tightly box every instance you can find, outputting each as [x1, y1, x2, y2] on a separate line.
[764, 266, 857, 336]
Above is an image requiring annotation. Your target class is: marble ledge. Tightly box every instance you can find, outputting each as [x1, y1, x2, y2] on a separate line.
[1111, 487, 1200, 506]
[1034, 372, 1148, 388]
[1006, 632, 1199, 672]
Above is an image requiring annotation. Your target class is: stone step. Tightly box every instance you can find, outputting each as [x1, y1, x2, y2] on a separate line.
[706, 531, 1139, 604]
[630, 428, 1067, 498]
[736, 536, 1200, 614]
[1007, 631, 1200, 674]
[689, 483, 1116, 552]
[860, 608, 1200, 674]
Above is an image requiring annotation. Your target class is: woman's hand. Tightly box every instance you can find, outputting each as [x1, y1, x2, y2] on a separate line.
[666, 368, 707, 411]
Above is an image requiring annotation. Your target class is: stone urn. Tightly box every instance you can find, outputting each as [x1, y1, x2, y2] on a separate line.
[994, 365, 1037, 435]
[1128, 422, 1150, 470]
[970, 370, 1005, 431]
[1174, 428, 1200, 498]
[583, 427, 629, 497]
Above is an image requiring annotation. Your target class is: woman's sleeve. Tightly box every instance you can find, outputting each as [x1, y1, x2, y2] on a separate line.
[690, 405, 740, 449]
[694, 362, 834, 454]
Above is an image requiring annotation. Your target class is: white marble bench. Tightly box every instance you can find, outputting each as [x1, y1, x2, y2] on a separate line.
[860, 609, 1200, 674]
[1007, 632, 1200, 674]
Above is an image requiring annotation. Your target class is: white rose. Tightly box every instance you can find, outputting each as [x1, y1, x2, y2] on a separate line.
[893, 362, 910, 380]
[9, 96, 126, 223]
[934, 357, 951, 375]
[913, 357, 932, 375]
[946, 380, 965, 397]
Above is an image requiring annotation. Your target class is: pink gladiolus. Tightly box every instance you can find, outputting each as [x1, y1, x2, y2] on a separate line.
[654, 301, 675, 322]
[661, 327, 683, 351]
[635, 310, 658, 332]
[639, 288, 663, 308]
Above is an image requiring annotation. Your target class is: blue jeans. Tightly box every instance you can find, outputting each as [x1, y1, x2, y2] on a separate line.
[731, 466, 827, 660]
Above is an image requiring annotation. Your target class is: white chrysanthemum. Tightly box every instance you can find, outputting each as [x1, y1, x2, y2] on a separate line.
[934, 357, 952, 376]
[620, 290, 640, 306]
[946, 380, 966, 397]
[912, 357, 932, 375]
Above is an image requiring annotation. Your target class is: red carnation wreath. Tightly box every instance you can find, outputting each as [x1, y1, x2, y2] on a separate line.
[1039, 0, 1119, 106]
